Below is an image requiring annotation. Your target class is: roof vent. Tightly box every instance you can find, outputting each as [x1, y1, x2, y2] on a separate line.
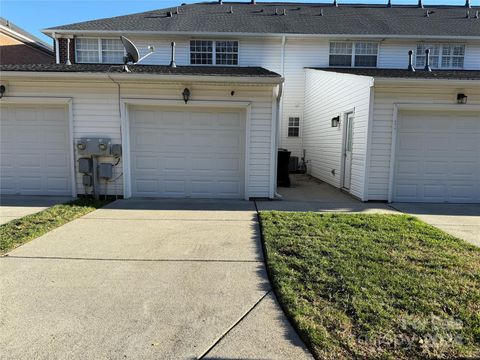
[408, 50, 415, 72]
[465, 0, 471, 8]
[475, 10, 479, 18]
[230, 6, 233, 14]
[320, 8, 324, 16]
[218, 0, 223, 4]
[167, 11, 173, 17]
[425, 10, 430, 17]
[275, 8, 279, 15]
[170, 41, 176, 68]
[333, 0, 338, 7]
[283, 8, 287, 16]
[418, 0, 424, 8]
[175, 6, 179, 14]
[466, 9, 470, 18]
[424, 49, 432, 72]
[251, 0, 256, 4]
[387, 0, 392, 7]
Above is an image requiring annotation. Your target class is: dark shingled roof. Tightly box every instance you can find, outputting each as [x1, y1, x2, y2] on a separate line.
[311, 68, 480, 80]
[0, 63, 281, 77]
[44, 2, 480, 37]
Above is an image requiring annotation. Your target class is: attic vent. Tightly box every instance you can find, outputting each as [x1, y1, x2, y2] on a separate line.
[218, 0, 223, 4]
[387, 0, 391, 7]
[230, 6, 233, 14]
[466, 9, 470, 18]
[283, 8, 287, 16]
[465, 0, 471, 8]
[418, 0, 424, 8]
[475, 10, 479, 18]
[319, 8, 324, 16]
[275, 8, 279, 15]
[167, 11, 173, 17]
[425, 10, 430, 17]
[333, 0, 338, 6]
[251, 0, 256, 4]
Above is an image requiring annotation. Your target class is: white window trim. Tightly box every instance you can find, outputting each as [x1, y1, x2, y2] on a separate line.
[329, 41, 380, 68]
[190, 39, 240, 66]
[287, 116, 301, 138]
[415, 43, 465, 70]
[75, 37, 124, 64]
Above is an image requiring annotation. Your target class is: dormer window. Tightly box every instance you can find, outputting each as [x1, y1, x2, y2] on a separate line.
[329, 41, 378, 68]
[415, 44, 465, 69]
[190, 40, 239, 65]
[75, 38, 124, 64]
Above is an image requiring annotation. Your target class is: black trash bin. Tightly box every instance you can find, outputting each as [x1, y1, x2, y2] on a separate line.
[277, 148, 291, 187]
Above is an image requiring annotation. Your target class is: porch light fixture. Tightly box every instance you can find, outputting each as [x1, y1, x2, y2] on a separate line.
[182, 88, 191, 104]
[0, 85, 5, 99]
[457, 93, 468, 104]
[331, 116, 340, 127]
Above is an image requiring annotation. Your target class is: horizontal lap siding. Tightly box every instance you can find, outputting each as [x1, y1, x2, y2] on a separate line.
[368, 85, 480, 201]
[303, 70, 373, 200]
[6, 80, 274, 198]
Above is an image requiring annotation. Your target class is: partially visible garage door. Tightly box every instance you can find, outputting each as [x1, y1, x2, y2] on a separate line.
[0, 104, 71, 195]
[394, 110, 480, 203]
[130, 106, 245, 199]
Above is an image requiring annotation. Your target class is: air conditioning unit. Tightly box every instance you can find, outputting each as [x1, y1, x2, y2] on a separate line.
[289, 156, 299, 172]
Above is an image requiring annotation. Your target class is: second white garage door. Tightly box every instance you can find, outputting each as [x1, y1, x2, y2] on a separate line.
[130, 106, 246, 199]
[394, 110, 480, 203]
[0, 104, 71, 196]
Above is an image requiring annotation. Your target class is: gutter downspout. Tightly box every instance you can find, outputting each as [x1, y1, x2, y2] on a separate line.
[274, 36, 286, 198]
[53, 33, 60, 64]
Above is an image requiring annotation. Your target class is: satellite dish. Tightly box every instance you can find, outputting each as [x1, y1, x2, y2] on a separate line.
[121, 36, 140, 64]
[120, 36, 155, 72]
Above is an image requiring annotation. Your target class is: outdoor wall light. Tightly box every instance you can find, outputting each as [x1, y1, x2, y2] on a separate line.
[331, 116, 340, 127]
[457, 93, 468, 104]
[182, 88, 191, 104]
[0, 85, 6, 99]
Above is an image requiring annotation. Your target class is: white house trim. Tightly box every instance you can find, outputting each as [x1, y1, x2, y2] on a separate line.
[0, 96, 76, 198]
[120, 98, 253, 200]
[363, 84, 376, 202]
[387, 102, 480, 203]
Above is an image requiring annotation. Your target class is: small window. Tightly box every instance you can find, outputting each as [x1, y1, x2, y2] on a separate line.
[329, 41, 378, 67]
[354, 42, 378, 67]
[76, 38, 123, 64]
[215, 41, 239, 65]
[190, 40, 213, 65]
[288, 117, 300, 137]
[101, 39, 124, 64]
[415, 44, 464, 69]
[329, 42, 352, 67]
[76, 38, 100, 63]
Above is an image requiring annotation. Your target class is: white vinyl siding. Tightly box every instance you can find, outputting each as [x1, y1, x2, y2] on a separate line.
[75, 38, 124, 64]
[303, 69, 373, 200]
[3, 79, 276, 198]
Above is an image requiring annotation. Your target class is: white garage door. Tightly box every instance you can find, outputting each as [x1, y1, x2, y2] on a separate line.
[0, 104, 71, 196]
[130, 106, 245, 198]
[394, 110, 480, 203]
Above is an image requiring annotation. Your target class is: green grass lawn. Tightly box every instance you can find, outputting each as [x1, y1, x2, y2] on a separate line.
[260, 211, 480, 360]
[0, 198, 110, 255]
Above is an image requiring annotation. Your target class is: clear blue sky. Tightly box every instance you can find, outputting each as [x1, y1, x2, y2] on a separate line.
[1, 0, 477, 45]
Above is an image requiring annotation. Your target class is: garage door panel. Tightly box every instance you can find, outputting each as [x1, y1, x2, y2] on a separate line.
[394, 110, 480, 203]
[130, 107, 245, 199]
[0, 104, 71, 195]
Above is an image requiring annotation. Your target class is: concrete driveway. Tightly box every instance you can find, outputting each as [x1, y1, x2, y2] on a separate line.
[0, 195, 73, 225]
[0, 199, 312, 360]
[391, 203, 480, 247]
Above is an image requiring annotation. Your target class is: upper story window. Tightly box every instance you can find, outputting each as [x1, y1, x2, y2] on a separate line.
[190, 40, 239, 65]
[329, 41, 378, 68]
[415, 44, 465, 69]
[329, 42, 378, 67]
[288, 117, 300, 137]
[75, 38, 124, 64]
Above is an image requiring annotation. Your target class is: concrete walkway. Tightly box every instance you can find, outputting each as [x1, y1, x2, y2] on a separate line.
[0, 199, 313, 360]
[0, 195, 73, 225]
[390, 203, 480, 247]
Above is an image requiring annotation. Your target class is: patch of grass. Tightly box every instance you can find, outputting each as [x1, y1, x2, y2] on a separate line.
[260, 211, 480, 360]
[0, 198, 110, 255]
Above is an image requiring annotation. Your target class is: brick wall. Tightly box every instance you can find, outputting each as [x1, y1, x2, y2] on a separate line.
[58, 38, 75, 64]
[0, 33, 54, 64]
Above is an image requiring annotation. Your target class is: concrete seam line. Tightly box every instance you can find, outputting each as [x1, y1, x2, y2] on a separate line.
[2, 255, 263, 263]
[78, 218, 255, 222]
[197, 289, 271, 360]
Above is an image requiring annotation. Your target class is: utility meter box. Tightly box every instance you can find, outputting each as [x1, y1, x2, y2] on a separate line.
[78, 158, 93, 173]
[82, 174, 93, 187]
[98, 163, 113, 179]
[111, 144, 122, 157]
[76, 138, 111, 156]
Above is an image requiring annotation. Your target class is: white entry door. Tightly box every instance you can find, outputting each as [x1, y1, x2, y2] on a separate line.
[342, 112, 354, 190]
[0, 104, 71, 195]
[129, 106, 245, 199]
[394, 110, 480, 203]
